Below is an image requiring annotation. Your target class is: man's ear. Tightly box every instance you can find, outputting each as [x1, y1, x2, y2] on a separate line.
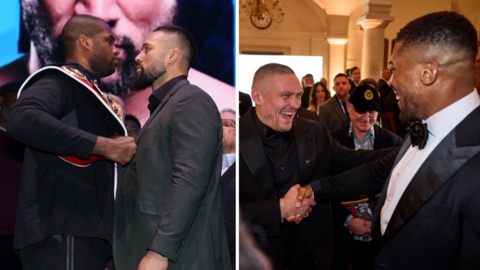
[167, 48, 181, 64]
[420, 61, 438, 86]
[251, 88, 262, 106]
[79, 35, 91, 51]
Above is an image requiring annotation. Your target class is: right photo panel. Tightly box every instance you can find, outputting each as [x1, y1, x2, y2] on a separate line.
[238, 1, 480, 269]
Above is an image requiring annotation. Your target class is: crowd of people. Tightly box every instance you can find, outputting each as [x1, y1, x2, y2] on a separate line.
[240, 11, 480, 270]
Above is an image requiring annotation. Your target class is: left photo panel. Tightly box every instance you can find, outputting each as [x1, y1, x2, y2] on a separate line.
[0, 0, 236, 269]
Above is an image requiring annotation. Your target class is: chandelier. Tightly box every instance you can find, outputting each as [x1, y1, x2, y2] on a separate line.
[240, 0, 285, 29]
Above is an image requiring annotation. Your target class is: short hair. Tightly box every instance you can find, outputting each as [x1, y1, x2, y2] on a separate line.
[125, 114, 141, 129]
[333, 73, 349, 81]
[309, 81, 331, 108]
[396, 11, 478, 62]
[62, 15, 107, 58]
[350, 66, 359, 74]
[153, 25, 198, 68]
[357, 78, 378, 90]
[252, 63, 295, 88]
[220, 108, 236, 115]
[345, 69, 351, 77]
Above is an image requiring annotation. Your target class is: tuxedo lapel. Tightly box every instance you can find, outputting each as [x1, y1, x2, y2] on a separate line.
[381, 125, 480, 245]
[136, 80, 188, 144]
[372, 135, 411, 234]
[293, 118, 316, 186]
[240, 109, 278, 200]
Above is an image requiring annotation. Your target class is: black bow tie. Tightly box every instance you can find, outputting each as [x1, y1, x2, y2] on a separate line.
[410, 121, 429, 150]
[263, 125, 293, 141]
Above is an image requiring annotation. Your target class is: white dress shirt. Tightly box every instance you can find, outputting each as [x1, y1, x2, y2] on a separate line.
[380, 89, 480, 235]
[221, 153, 236, 176]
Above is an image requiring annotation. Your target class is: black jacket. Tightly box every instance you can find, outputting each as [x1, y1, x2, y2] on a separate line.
[240, 108, 391, 269]
[8, 63, 124, 250]
[311, 106, 480, 269]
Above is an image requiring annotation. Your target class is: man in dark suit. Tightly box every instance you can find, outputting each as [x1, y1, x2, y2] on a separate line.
[240, 63, 390, 270]
[377, 68, 392, 114]
[239, 91, 253, 117]
[7, 15, 137, 269]
[330, 85, 401, 270]
[220, 108, 236, 270]
[301, 74, 314, 109]
[317, 74, 351, 132]
[114, 26, 230, 270]
[297, 11, 480, 269]
[348, 67, 361, 93]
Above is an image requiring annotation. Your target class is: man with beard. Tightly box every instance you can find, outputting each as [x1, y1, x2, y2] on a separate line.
[7, 15, 137, 269]
[296, 11, 480, 269]
[114, 26, 230, 270]
[0, 0, 234, 124]
[317, 73, 351, 132]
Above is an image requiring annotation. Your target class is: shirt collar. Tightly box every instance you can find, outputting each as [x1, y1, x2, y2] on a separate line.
[223, 153, 236, 168]
[348, 122, 375, 139]
[425, 89, 480, 140]
[148, 75, 187, 114]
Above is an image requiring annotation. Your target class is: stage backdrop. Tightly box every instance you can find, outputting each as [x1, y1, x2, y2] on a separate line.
[0, 0, 235, 125]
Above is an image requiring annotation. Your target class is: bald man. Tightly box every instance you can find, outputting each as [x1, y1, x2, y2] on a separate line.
[297, 11, 480, 269]
[239, 63, 390, 270]
[7, 15, 136, 269]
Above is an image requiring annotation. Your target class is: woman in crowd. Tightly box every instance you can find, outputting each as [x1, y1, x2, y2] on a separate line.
[308, 81, 331, 112]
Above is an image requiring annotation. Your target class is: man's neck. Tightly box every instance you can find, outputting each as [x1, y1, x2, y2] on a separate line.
[152, 69, 187, 91]
[223, 149, 235, 155]
[337, 95, 348, 103]
[353, 128, 368, 143]
[65, 57, 95, 74]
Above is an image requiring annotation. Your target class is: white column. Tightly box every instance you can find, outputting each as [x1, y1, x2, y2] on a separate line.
[327, 38, 348, 89]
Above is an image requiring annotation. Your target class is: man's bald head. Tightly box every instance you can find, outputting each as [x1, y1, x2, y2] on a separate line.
[252, 63, 295, 93]
[62, 15, 108, 58]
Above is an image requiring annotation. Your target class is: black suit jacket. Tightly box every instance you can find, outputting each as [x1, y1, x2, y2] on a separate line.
[311, 106, 480, 270]
[221, 162, 236, 270]
[240, 108, 390, 270]
[301, 86, 313, 109]
[239, 91, 253, 117]
[297, 107, 321, 123]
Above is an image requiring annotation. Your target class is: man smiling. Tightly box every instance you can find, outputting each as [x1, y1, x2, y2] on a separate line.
[240, 63, 388, 269]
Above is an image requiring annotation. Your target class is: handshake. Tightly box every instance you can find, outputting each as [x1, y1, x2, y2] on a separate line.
[280, 184, 315, 224]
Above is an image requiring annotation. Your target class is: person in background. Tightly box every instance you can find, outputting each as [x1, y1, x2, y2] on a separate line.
[124, 114, 141, 139]
[308, 81, 331, 112]
[220, 108, 236, 270]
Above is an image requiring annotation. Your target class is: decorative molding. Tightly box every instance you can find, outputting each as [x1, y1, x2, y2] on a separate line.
[239, 44, 291, 55]
[357, 2, 394, 29]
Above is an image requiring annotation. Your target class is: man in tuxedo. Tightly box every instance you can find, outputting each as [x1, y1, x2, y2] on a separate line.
[220, 108, 236, 270]
[114, 25, 230, 270]
[301, 74, 314, 109]
[329, 85, 401, 270]
[297, 11, 480, 269]
[240, 63, 389, 270]
[377, 69, 392, 114]
[317, 74, 351, 132]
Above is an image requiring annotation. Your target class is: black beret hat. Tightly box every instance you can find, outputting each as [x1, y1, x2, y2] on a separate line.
[0, 81, 23, 96]
[348, 84, 380, 112]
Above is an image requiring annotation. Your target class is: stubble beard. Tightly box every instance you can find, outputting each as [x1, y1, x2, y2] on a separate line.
[129, 62, 166, 91]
